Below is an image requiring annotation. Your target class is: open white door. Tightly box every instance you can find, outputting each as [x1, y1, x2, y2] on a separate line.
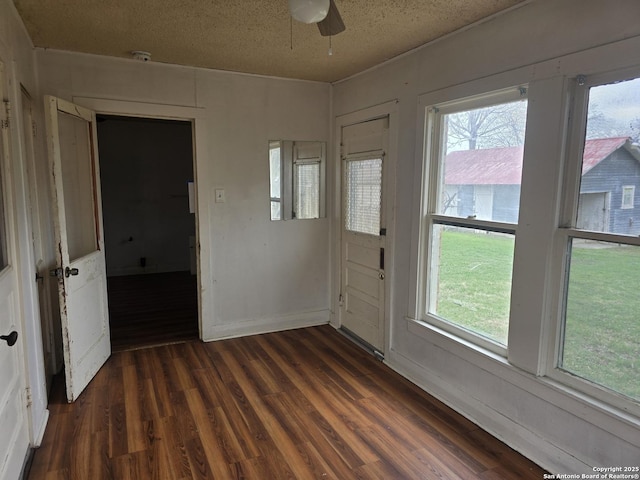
[0, 61, 30, 480]
[340, 117, 389, 354]
[44, 96, 110, 402]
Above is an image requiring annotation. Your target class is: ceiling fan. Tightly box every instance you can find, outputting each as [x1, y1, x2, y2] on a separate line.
[288, 0, 346, 36]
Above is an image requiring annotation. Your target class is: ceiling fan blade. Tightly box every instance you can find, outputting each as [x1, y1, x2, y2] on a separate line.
[318, 0, 345, 36]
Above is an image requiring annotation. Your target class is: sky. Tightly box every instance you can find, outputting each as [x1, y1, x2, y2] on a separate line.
[589, 76, 640, 138]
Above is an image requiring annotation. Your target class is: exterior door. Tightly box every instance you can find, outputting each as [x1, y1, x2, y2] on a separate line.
[0, 62, 30, 480]
[44, 96, 110, 402]
[340, 117, 388, 353]
[577, 192, 610, 232]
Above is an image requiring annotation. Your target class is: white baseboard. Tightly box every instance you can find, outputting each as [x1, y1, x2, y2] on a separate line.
[203, 309, 330, 341]
[386, 348, 589, 475]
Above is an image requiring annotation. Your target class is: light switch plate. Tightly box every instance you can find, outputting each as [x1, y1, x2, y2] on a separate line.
[215, 189, 226, 203]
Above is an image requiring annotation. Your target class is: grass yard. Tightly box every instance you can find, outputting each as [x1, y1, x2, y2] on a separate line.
[434, 230, 640, 401]
[434, 229, 514, 344]
[563, 242, 640, 400]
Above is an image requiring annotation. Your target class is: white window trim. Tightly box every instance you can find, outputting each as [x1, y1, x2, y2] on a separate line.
[269, 140, 326, 221]
[417, 86, 527, 356]
[402, 43, 640, 448]
[621, 185, 635, 209]
[545, 69, 640, 417]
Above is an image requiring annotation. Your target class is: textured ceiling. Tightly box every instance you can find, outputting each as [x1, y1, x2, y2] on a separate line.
[13, 0, 528, 83]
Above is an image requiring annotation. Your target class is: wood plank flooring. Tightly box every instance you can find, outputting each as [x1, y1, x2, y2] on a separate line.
[107, 272, 198, 352]
[28, 325, 547, 479]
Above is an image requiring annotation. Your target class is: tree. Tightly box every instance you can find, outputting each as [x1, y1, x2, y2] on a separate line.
[585, 103, 634, 141]
[445, 100, 527, 152]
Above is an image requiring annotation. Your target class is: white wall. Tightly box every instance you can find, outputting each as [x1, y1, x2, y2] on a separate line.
[332, 0, 640, 473]
[36, 49, 332, 341]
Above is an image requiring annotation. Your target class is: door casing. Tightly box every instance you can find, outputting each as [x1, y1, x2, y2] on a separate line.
[73, 97, 207, 342]
[332, 101, 398, 358]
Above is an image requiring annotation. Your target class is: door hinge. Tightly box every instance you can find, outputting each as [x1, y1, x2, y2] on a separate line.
[0, 119, 8, 130]
[32, 120, 37, 138]
[338, 293, 344, 306]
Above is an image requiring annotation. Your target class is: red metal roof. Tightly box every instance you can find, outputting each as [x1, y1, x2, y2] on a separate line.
[445, 146, 524, 185]
[444, 137, 630, 185]
[581, 136, 628, 174]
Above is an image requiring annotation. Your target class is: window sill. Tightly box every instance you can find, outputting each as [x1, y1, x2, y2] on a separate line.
[407, 316, 507, 363]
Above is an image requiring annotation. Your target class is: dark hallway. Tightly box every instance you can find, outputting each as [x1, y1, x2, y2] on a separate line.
[107, 271, 198, 351]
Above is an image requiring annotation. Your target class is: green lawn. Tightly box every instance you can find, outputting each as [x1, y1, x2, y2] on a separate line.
[435, 230, 514, 344]
[434, 230, 640, 401]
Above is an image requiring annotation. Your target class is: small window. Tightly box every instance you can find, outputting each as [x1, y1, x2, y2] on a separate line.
[421, 86, 528, 350]
[621, 185, 634, 209]
[269, 140, 326, 221]
[269, 141, 282, 221]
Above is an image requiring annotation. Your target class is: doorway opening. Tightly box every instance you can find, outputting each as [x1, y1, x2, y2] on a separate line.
[96, 114, 198, 351]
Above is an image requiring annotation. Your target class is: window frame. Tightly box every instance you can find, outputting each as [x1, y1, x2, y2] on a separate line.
[343, 153, 384, 236]
[418, 86, 528, 356]
[269, 140, 283, 221]
[546, 68, 640, 414]
[621, 185, 635, 209]
[269, 140, 326, 221]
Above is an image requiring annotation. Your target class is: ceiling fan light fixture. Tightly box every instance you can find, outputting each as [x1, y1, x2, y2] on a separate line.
[288, 0, 329, 24]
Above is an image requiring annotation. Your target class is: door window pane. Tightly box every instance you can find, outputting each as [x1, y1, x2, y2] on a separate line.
[0, 148, 7, 270]
[429, 225, 514, 345]
[344, 157, 382, 235]
[58, 111, 98, 260]
[561, 239, 640, 401]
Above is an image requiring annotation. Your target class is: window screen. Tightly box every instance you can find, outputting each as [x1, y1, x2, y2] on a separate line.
[294, 162, 320, 219]
[344, 157, 382, 235]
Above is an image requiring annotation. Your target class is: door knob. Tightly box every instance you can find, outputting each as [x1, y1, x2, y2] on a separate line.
[1, 331, 18, 347]
[379, 272, 385, 280]
[65, 267, 79, 277]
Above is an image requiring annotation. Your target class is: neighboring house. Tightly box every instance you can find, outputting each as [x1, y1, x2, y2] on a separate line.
[444, 137, 640, 234]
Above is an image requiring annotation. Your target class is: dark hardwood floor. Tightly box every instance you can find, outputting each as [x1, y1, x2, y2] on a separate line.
[107, 271, 199, 352]
[28, 325, 546, 479]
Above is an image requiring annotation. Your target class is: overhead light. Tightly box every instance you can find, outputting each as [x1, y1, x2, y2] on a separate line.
[288, 0, 329, 24]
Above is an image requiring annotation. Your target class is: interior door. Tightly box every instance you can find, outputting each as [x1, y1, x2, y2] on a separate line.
[0, 63, 30, 480]
[340, 117, 388, 353]
[44, 96, 110, 402]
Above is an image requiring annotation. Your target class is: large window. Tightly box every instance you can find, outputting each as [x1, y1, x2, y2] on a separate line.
[556, 73, 640, 403]
[421, 87, 528, 351]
